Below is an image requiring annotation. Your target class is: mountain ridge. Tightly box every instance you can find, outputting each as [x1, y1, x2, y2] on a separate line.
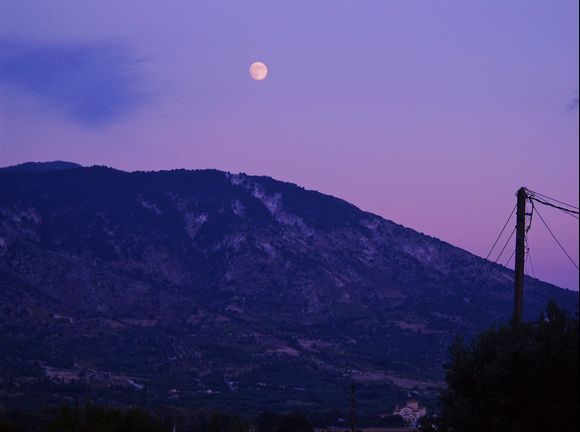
[0, 163, 576, 414]
[0, 160, 83, 174]
[0, 161, 534, 267]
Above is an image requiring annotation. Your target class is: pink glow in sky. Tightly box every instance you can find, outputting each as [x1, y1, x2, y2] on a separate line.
[0, 1, 578, 290]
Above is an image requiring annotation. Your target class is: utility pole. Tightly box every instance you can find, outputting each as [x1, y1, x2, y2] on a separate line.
[513, 187, 527, 325]
[350, 383, 357, 432]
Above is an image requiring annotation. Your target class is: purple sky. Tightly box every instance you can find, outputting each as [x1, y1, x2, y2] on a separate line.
[1, 1, 578, 290]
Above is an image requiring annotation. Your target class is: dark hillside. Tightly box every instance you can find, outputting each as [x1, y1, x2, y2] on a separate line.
[0, 164, 576, 414]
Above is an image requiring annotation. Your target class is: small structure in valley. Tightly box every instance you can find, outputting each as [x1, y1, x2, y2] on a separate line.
[168, 388, 180, 399]
[393, 399, 427, 426]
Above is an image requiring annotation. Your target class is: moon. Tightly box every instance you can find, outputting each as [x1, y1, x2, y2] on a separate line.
[250, 61, 268, 81]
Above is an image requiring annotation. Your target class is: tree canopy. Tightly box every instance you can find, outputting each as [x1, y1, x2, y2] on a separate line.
[256, 412, 313, 432]
[439, 301, 579, 432]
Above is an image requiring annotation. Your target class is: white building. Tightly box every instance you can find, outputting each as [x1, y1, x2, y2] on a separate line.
[393, 399, 427, 426]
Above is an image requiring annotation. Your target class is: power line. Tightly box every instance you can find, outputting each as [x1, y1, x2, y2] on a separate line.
[527, 245, 537, 279]
[466, 207, 537, 320]
[494, 227, 517, 266]
[461, 226, 516, 319]
[455, 187, 578, 324]
[505, 249, 516, 267]
[467, 230, 517, 318]
[535, 206, 579, 271]
[557, 209, 579, 221]
[528, 195, 580, 217]
[523, 224, 537, 279]
[451, 205, 516, 317]
[484, 204, 518, 262]
[525, 188, 579, 211]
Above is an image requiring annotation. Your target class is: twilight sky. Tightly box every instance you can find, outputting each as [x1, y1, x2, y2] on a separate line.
[0, 1, 578, 290]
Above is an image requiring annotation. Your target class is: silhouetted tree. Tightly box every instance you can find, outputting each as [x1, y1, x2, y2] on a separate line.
[417, 415, 438, 431]
[256, 412, 281, 432]
[208, 412, 249, 432]
[256, 412, 312, 432]
[439, 301, 578, 432]
[276, 413, 312, 432]
[0, 409, 22, 432]
[46, 405, 160, 432]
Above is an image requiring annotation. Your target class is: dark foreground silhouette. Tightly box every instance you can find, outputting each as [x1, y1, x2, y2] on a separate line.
[437, 301, 579, 432]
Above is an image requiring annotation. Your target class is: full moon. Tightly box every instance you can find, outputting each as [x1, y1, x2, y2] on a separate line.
[249, 61, 268, 81]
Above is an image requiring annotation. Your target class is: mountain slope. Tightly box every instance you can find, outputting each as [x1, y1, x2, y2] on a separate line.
[0, 165, 576, 414]
[0, 161, 82, 174]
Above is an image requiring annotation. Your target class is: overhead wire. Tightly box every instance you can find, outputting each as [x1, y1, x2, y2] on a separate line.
[460, 225, 516, 319]
[505, 249, 516, 268]
[451, 204, 516, 318]
[525, 188, 579, 211]
[527, 245, 537, 279]
[523, 203, 538, 280]
[527, 195, 579, 217]
[556, 210, 579, 221]
[534, 206, 579, 271]
[466, 206, 535, 318]
[455, 187, 578, 324]
[521, 189, 578, 285]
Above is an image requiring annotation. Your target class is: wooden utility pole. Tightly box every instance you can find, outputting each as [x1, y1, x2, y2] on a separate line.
[513, 187, 527, 324]
[350, 383, 357, 432]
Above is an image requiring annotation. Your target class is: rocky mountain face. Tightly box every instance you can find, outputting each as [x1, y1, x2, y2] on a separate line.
[0, 163, 576, 415]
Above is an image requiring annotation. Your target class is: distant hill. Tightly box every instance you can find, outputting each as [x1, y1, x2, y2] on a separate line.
[0, 161, 82, 174]
[0, 164, 576, 415]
